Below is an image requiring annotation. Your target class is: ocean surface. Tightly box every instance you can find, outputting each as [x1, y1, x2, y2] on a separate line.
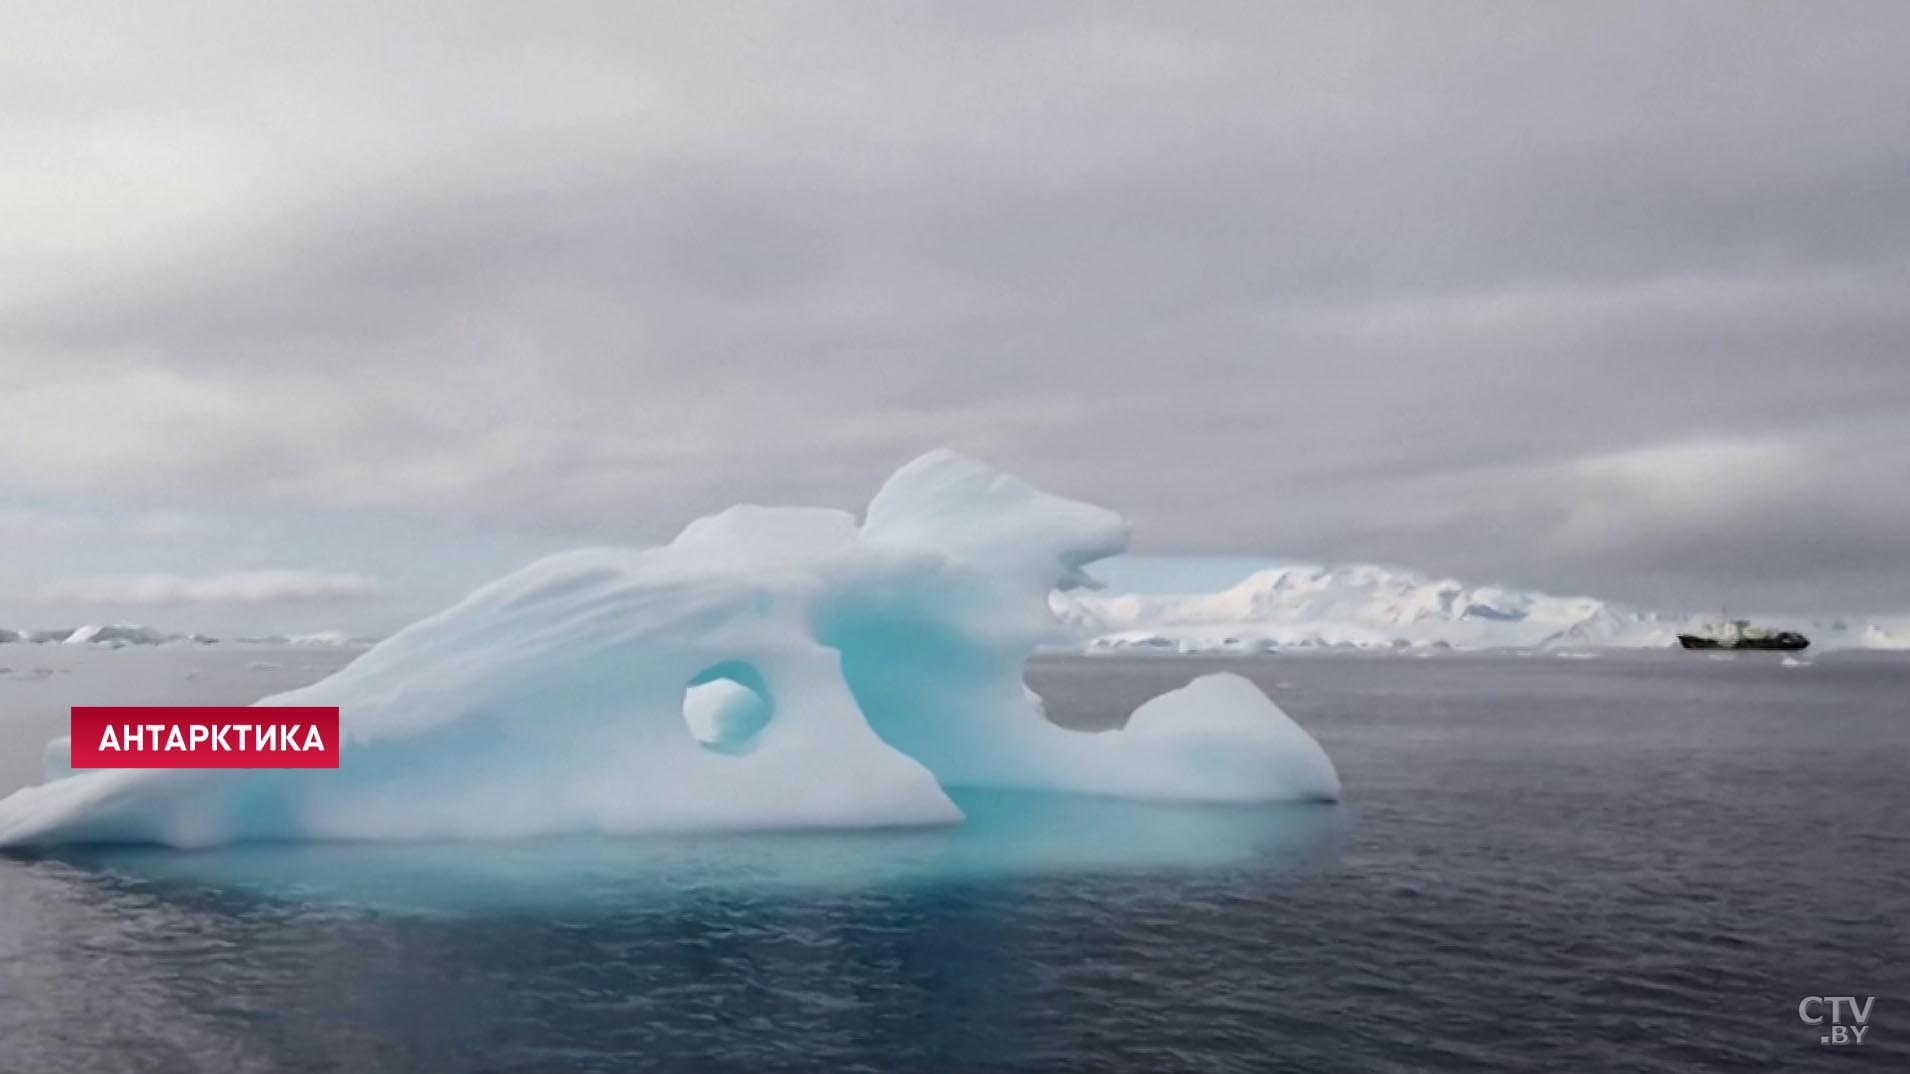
[1, 648, 1906, 1072]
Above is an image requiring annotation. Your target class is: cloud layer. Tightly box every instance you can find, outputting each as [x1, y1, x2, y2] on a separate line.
[2, 3, 1907, 617]
[40, 570, 382, 606]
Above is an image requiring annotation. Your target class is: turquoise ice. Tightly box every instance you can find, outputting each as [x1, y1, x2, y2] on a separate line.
[0, 452, 1337, 849]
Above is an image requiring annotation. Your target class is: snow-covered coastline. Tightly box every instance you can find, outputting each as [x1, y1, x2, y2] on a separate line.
[0, 625, 375, 649]
[1055, 562, 1910, 655]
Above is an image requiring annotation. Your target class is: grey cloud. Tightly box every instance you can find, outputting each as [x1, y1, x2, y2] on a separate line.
[40, 569, 383, 605]
[1, 2, 1907, 615]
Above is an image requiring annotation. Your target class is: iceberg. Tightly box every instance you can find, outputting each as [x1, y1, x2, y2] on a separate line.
[0, 451, 1338, 850]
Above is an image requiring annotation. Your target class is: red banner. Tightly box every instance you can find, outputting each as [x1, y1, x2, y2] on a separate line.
[70, 707, 341, 769]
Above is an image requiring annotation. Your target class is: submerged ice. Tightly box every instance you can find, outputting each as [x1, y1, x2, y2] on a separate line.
[0, 451, 1339, 849]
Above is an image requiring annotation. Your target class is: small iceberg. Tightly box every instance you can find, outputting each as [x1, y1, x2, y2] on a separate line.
[0, 451, 1338, 849]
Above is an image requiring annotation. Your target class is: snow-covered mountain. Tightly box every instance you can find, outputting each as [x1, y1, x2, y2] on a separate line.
[62, 623, 213, 647]
[1056, 563, 1910, 653]
[0, 624, 374, 648]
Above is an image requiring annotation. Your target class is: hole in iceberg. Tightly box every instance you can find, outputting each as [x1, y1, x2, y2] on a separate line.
[681, 661, 773, 755]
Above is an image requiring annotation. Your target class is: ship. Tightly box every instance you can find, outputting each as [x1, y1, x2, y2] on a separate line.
[1676, 618, 1809, 651]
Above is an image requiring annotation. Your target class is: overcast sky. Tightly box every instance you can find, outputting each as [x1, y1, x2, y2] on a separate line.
[3, 2, 1907, 633]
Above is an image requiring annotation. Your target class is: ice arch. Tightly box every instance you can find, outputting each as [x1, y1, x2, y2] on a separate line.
[0, 451, 1337, 850]
[682, 663, 773, 755]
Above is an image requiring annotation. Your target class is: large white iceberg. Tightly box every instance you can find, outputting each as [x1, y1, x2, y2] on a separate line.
[0, 451, 1338, 849]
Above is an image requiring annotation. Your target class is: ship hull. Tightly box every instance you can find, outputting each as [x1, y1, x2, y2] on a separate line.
[1677, 634, 1810, 652]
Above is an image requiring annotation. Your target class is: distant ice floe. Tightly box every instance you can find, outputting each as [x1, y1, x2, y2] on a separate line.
[0, 451, 1338, 850]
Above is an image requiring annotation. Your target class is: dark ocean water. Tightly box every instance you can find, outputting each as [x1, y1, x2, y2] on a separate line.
[2, 651, 1906, 1073]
